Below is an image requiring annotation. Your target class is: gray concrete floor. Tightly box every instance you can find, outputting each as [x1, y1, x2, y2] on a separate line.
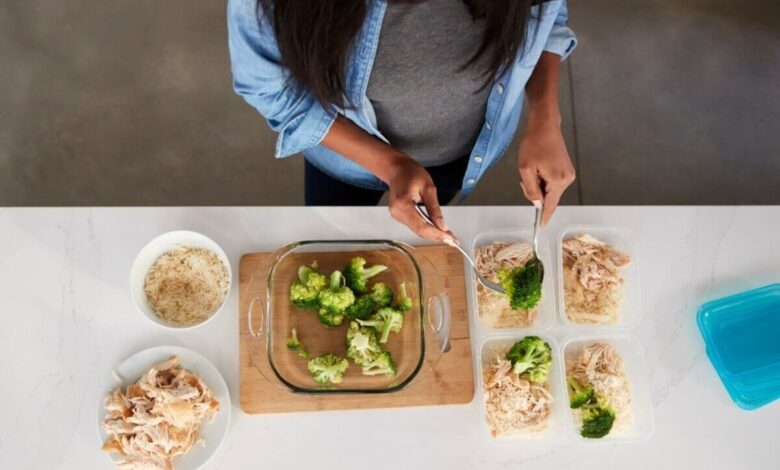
[1, 0, 778, 206]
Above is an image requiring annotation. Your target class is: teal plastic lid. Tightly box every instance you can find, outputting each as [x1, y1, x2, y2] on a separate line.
[697, 283, 780, 410]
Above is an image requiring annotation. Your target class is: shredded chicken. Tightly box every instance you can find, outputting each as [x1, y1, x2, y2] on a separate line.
[562, 234, 630, 324]
[568, 343, 632, 429]
[101, 356, 220, 470]
[483, 354, 552, 437]
[475, 242, 536, 328]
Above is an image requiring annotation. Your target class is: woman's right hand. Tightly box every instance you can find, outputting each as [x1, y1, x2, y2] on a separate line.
[386, 158, 455, 244]
[320, 116, 454, 242]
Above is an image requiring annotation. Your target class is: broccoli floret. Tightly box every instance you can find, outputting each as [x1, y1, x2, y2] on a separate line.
[345, 295, 376, 321]
[497, 258, 543, 311]
[289, 262, 327, 310]
[345, 321, 383, 367]
[357, 307, 404, 343]
[506, 336, 552, 383]
[579, 397, 616, 439]
[567, 376, 595, 409]
[395, 282, 413, 312]
[369, 282, 394, 308]
[298, 263, 327, 289]
[290, 283, 320, 310]
[344, 257, 387, 294]
[318, 309, 345, 328]
[317, 271, 355, 327]
[307, 353, 349, 385]
[361, 351, 397, 377]
[286, 327, 308, 359]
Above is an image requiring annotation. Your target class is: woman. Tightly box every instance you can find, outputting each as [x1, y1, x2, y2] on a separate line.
[228, 0, 577, 242]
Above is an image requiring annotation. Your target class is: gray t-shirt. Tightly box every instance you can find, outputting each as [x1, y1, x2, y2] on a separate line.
[366, 0, 490, 167]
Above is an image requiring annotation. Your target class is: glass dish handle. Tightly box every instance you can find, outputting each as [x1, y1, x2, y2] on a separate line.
[247, 296, 264, 337]
[427, 293, 452, 352]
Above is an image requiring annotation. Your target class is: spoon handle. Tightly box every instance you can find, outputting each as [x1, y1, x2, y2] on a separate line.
[414, 204, 505, 293]
[414, 203, 436, 227]
[532, 202, 542, 256]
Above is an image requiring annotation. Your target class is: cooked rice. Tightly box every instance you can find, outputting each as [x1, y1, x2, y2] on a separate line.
[144, 245, 228, 327]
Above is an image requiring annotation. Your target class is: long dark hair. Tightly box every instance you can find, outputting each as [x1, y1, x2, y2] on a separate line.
[259, 0, 543, 110]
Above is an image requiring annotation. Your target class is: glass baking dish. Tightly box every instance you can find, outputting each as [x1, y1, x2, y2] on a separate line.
[243, 240, 452, 394]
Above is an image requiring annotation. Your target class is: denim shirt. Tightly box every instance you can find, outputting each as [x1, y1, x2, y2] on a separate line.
[227, 0, 577, 196]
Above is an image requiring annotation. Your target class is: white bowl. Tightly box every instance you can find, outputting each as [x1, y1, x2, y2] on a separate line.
[129, 230, 232, 330]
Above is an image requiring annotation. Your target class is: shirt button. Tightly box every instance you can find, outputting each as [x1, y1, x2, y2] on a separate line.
[467, 178, 476, 185]
[485, 122, 492, 130]
[474, 156, 483, 163]
[497, 84, 504, 95]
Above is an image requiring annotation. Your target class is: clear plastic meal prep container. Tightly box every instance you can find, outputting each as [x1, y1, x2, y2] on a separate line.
[471, 229, 556, 332]
[560, 334, 654, 442]
[477, 334, 566, 443]
[242, 240, 451, 394]
[557, 225, 643, 329]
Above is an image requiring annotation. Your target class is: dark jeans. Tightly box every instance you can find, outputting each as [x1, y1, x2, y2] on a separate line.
[304, 156, 469, 206]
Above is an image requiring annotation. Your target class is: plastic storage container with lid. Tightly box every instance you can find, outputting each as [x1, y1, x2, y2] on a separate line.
[697, 283, 780, 410]
[242, 240, 451, 394]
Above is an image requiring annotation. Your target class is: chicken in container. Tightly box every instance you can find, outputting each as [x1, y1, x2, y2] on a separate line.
[566, 342, 632, 439]
[483, 336, 554, 438]
[562, 234, 631, 324]
[476, 242, 542, 328]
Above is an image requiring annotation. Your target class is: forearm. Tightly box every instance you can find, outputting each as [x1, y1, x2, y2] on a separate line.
[525, 52, 562, 129]
[518, 52, 575, 223]
[320, 115, 411, 184]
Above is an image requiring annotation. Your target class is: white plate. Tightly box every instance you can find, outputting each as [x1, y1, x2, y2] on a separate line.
[97, 346, 231, 470]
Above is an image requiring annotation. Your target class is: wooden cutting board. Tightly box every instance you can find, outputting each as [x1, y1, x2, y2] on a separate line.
[238, 245, 474, 414]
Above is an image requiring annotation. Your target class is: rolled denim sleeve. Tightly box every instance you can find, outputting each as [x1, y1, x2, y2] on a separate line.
[543, 0, 578, 61]
[227, 0, 336, 158]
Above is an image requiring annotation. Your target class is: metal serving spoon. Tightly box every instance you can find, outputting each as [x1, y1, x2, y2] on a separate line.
[414, 204, 505, 294]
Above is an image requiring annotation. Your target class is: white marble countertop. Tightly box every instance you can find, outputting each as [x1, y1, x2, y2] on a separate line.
[0, 206, 778, 469]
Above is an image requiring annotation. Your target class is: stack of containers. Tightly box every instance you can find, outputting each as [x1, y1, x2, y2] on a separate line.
[697, 283, 780, 410]
[471, 226, 654, 444]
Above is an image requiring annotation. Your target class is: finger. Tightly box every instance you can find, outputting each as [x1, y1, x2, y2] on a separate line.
[541, 185, 564, 226]
[390, 201, 452, 243]
[421, 185, 449, 232]
[519, 165, 544, 206]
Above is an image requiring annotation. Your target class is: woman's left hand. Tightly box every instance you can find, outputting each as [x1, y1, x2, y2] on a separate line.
[517, 119, 576, 225]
